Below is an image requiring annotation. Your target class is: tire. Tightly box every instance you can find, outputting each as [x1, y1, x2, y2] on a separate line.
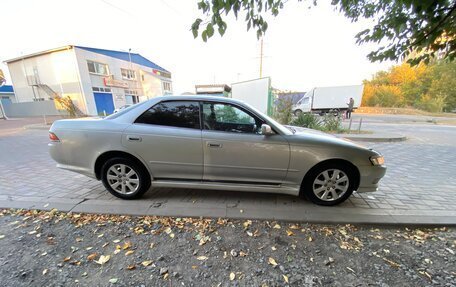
[294, 109, 302, 116]
[301, 162, 356, 206]
[101, 157, 151, 199]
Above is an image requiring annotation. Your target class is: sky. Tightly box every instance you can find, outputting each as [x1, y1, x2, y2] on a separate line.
[0, 0, 396, 94]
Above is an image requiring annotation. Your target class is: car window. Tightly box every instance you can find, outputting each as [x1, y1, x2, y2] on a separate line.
[202, 102, 262, 134]
[135, 101, 200, 129]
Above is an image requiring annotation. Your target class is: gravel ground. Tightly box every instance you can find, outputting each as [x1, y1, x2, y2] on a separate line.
[0, 209, 455, 287]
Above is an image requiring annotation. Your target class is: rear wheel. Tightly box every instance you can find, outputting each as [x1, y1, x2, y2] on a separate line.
[294, 109, 302, 116]
[101, 157, 150, 199]
[301, 163, 355, 206]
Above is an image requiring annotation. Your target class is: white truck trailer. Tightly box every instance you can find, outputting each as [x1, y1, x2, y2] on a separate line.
[292, 85, 363, 116]
[230, 77, 273, 116]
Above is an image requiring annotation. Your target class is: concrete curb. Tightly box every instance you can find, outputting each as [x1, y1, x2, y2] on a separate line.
[0, 197, 454, 226]
[334, 133, 407, 142]
[23, 124, 51, 130]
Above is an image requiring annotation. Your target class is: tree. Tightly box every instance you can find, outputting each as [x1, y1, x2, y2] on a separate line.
[191, 0, 456, 64]
[362, 60, 456, 112]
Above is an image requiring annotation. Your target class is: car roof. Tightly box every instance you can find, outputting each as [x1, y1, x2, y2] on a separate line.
[155, 95, 245, 104]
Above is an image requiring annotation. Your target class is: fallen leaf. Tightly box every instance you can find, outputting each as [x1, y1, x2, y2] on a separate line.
[229, 272, 235, 281]
[95, 255, 110, 265]
[87, 253, 97, 261]
[0, 235, 4, 239]
[109, 278, 118, 284]
[97, 234, 104, 238]
[76, 237, 83, 242]
[122, 242, 132, 250]
[286, 230, 294, 236]
[113, 239, 120, 243]
[239, 251, 247, 257]
[268, 257, 278, 266]
[42, 269, 48, 275]
[102, 242, 109, 248]
[308, 236, 313, 242]
[125, 250, 134, 256]
[169, 233, 175, 238]
[243, 220, 252, 228]
[246, 231, 253, 237]
[63, 256, 71, 262]
[149, 243, 155, 249]
[271, 246, 277, 251]
[85, 247, 93, 251]
[127, 265, 136, 270]
[273, 224, 281, 229]
[191, 265, 198, 269]
[141, 260, 153, 267]
[283, 274, 289, 283]
[164, 227, 172, 234]
[163, 273, 169, 280]
[197, 256, 208, 261]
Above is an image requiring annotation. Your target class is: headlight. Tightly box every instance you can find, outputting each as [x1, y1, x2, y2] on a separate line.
[370, 155, 385, 166]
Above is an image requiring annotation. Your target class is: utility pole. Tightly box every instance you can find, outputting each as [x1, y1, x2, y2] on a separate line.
[259, 38, 264, 78]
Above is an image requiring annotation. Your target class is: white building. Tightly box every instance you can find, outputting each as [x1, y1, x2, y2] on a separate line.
[4, 45, 172, 116]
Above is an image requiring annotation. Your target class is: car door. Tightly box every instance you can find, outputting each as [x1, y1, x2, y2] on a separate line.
[201, 101, 290, 184]
[122, 100, 203, 180]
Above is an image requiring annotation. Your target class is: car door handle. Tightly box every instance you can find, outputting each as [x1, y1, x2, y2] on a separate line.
[127, 135, 142, 142]
[207, 142, 222, 148]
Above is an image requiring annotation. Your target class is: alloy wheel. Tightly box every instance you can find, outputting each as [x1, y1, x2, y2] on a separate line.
[106, 164, 140, 195]
[312, 169, 349, 201]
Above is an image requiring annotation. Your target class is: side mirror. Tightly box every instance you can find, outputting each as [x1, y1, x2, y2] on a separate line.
[261, 124, 274, 136]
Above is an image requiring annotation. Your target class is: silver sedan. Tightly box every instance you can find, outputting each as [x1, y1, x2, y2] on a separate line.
[49, 95, 386, 206]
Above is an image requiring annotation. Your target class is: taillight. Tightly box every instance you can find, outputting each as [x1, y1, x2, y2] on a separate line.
[49, 132, 60, 142]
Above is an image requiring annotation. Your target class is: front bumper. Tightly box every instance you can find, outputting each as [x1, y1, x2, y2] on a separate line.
[356, 165, 387, 192]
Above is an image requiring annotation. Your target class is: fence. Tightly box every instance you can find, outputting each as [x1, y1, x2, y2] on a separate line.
[1, 100, 69, 118]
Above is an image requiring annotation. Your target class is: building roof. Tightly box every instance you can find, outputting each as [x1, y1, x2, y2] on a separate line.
[75, 46, 169, 73]
[0, 85, 14, 93]
[4, 45, 169, 73]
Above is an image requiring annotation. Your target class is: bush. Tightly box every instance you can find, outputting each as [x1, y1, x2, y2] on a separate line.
[273, 97, 293, 125]
[290, 112, 345, 133]
[321, 113, 344, 132]
[417, 94, 447, 113]
[291, 113, 321, 129]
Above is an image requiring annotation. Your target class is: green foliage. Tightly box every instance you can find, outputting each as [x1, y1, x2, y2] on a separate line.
[321, 113, 344, 132]
[291, 112, 321, 129]
[364, 61, 456, 112]
[290, 112, 345, 133]
[192, 0, 456, 64]
[273, 97, 293, 125]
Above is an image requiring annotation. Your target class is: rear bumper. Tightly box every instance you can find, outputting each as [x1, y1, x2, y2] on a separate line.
[356, 165, 387, 193]
[49, 142, 96, 179]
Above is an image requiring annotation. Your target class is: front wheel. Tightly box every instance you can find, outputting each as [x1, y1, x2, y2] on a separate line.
[294, 109, 302, 116]
[101, 157, 151, 199]
[301, 163, 356, 206]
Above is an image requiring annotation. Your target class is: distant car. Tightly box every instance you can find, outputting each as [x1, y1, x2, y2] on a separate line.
[113, 104, 132, 113]
[48, 96, 386, 206]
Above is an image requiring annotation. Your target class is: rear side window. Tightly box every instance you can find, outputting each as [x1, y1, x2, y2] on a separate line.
[135, 101, 200, 129]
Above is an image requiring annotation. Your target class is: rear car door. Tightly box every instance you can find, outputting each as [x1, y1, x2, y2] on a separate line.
[201, 101, 290, 184]
[122, 101, 203, 180]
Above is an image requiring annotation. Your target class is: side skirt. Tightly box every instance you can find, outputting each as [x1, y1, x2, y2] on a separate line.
[151, 179, 300, 196]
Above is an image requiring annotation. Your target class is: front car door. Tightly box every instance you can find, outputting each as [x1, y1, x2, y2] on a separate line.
[201, 101, 290, 184]
[122, 100, 203, 180]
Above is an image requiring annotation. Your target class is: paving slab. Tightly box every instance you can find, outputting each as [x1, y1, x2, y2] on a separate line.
[0, 123, 455, 226]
